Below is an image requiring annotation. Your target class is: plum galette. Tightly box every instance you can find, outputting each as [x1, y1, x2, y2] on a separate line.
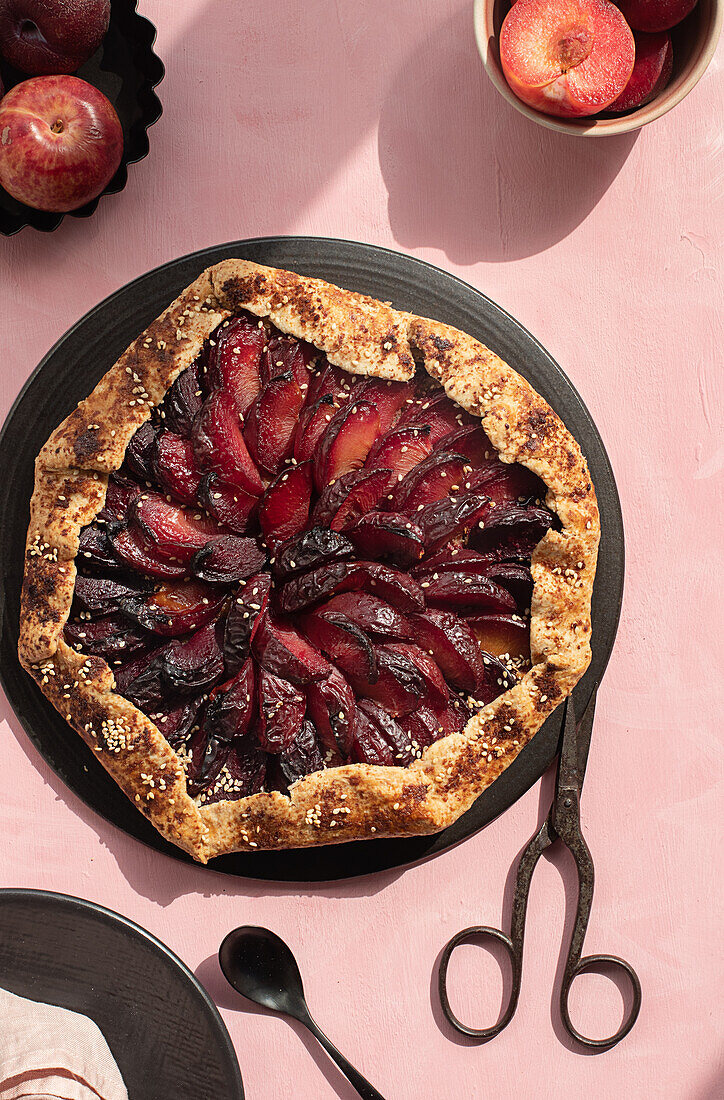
[19, 260, 599, 862]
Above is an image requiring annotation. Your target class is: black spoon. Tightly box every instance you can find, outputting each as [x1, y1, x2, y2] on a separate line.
[219, 925, 386, 1100]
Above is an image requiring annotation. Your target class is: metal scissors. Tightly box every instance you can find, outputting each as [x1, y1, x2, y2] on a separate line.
[438, 686, 641, 1050]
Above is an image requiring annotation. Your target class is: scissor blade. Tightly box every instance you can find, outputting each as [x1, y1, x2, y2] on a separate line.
[557, 685, 598, 792]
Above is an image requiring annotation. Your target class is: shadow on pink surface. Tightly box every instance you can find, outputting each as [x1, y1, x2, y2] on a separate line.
[378, 4, 639, 263]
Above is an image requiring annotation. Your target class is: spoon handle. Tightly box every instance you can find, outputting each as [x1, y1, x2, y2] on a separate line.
[305, 1015, 387, 1100]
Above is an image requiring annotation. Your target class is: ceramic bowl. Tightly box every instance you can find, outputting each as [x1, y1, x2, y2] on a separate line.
[474, 0, 722, 136]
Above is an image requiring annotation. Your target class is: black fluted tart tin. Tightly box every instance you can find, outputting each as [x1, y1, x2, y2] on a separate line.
[0, 0, 164, 236]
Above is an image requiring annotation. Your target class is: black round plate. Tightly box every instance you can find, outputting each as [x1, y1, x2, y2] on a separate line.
[0, 237, 624, 881]
[0, 0, 164, 236]
[0, 889, 243, 1097]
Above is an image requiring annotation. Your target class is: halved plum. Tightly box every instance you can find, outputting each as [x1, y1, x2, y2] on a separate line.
[300, 610, 377, 683]
[257, 669, 306, 753]
[274, 720, 325, 790]
[422, 571, 516, 614]
[64, 613, 151, 661]
[206, 316, 265, 414]
[314, 400, 380, 492]
[273, 527, 354, 583]
[305, 665, 357, 759]
[244, 371, 305, 476]
[192, 535, 267, 584]
[224, 572, 271, 676]
[311, 467, 391, 532]
[278, 559, 425, 615]
[470, 504, 554, 561]
[77, 525, 122, 573]
[110, 525, 188, 580]
[387, 451, 468, 513]
[348, 645, 424, 716]
[469, 613, 530, 662]
[258, 461, 312, 552]
[203, 657, 256, 742]
[345, 511, 425, 567]
[152, 432, 202, 506]
[252, 611, 330, 684]
[133, 492, 221, 563]
[192, 390, 264, 496]
[293, 394, 337, 463]
[123, 420, 159, 483]
[416, 491, 490, 552]
[160, 361, 204, 438]
[198, 474, 257, 534]
[314, 592, 414, 640]
[122, 579, 224, 636]
[364, 424, 433, 488]
[409, 609, 488, 694]
[162, 620, 225, 693]
[73, 573, 151, 618]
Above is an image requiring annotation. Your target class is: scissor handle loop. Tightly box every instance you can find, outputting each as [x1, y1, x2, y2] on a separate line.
[560, 952, 642, 1050]
[438, 925, 521, 1040]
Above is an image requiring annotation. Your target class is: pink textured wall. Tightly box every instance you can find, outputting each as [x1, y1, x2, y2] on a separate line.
[0, 2, 722, 1097]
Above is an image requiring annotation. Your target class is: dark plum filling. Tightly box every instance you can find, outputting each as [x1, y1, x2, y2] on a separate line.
[65, 312, 555, 803]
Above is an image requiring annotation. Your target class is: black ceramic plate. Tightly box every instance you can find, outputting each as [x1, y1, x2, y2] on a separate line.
[0, 237, 624, 880]
[0, 0, 164, 236]
[0, 889, 243, 1097]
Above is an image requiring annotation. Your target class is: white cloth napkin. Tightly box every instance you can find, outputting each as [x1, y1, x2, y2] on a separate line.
[0, 986, 128, 1100]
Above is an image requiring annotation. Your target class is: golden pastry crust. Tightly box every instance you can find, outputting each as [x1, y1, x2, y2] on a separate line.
[19, 260, 599, 863]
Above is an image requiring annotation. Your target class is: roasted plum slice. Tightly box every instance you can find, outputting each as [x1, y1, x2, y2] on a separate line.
[203, 658, 256, 743]
[422, 571, 517, 614]
[244, 371, 305, 476]
[198, 474, 257, 535]
[311, 467, 391, 532]
[73, 574, 151, 618]
[206, 315, 265, 414]
[305, 665, 357, 759]
[300, 610, 377, 682]
[252, 611, 330, 684]
[152, 432, 202, 506]
[306, 359, 353, 405]
[443, 424, 496, 466]
[314, 400, 380, 492]
[350, 377, 408, 433]
[467, 461, 546, 508]
[345, 511, 425, 567]
[387, 451, 468, 513]
[470, 504, 554, 562]
[399, 389, 471, 443]
[278, 559, 425, 614]
[122, 579, 224, 636]
[274, 720, 325, 790]
[110, 526, 188, 580]
[416, 491, 490, 552]
[192, 390, 264, 496]
[161, 621, 225, 693]
[365, 424, 433, 490]
[348, 645, 424, 716]
[133, 492, 221, 563]
[315, 592, 413, 640]
[188, 736, 267, 802]
[224, 572, 271, 676]
[294, 394, 337, 463]
[152, 694, 205, 748]
[96, 477, 141, 527]
[77, 525, 122, 573]
[483, 563, 533, 609]
[64, 613, 150, 661]
[273, 527, 354, 582]
[159, 361, 204, 438]
[352, 700, 412, 765]
[122, 420, 159, 483]
[114, 650, 167, 712]
[257, 669, 306, 753]
[258, 461, 312, 552]
[261, 335, 315, 392]
[473, 651, 518, 705]
[414, 547, 489, 576]
[409, 609, 488, 694]
[192, 535, 267, 584]
[384, 642, 447, 703]
[469, 613, 530, 662]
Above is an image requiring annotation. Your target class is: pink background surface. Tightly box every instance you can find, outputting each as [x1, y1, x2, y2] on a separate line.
[0, 2, 722, 1097]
